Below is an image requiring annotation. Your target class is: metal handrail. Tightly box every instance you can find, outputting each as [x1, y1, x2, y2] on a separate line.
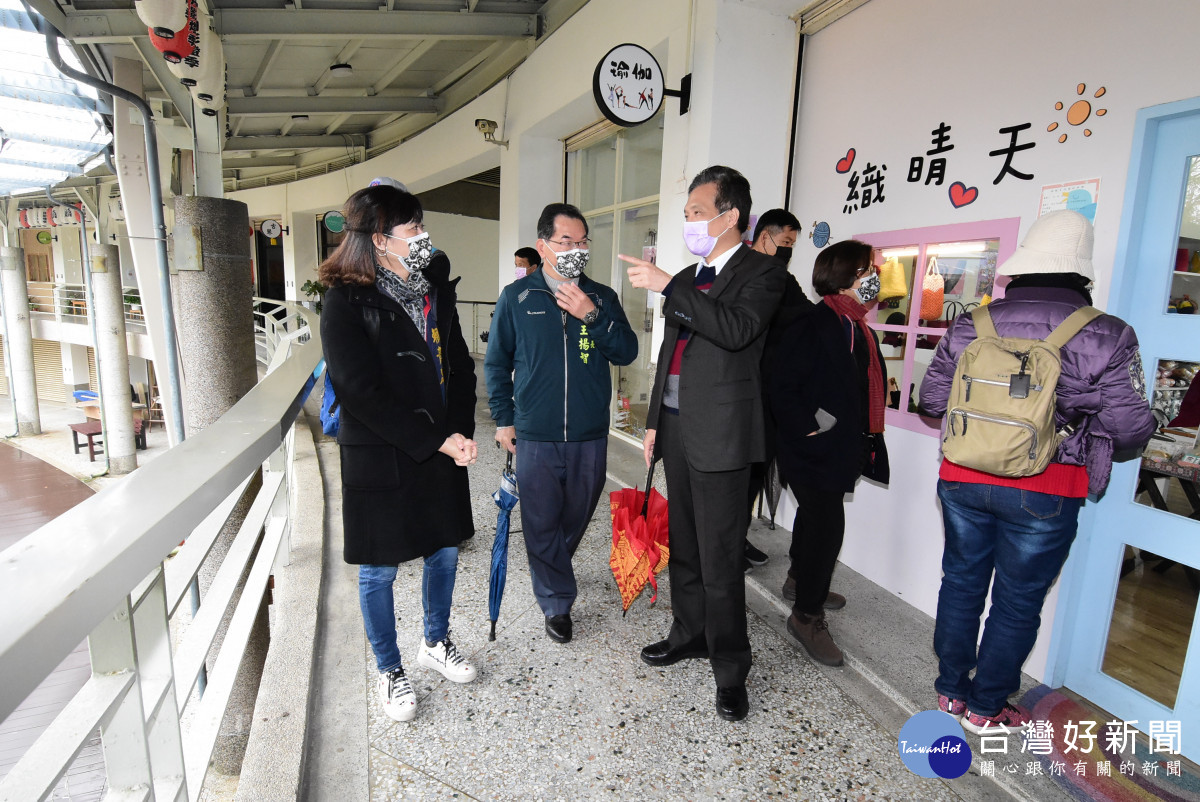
[456, 299, 496, 357]
[0, 299, 320, 801]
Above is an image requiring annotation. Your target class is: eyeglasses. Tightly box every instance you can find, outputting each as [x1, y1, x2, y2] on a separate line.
[856, 265, 877, 278]
[546, 237, 591, 250]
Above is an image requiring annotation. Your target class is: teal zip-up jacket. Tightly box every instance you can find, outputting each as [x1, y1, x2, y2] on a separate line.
[485, 269, 638, 442]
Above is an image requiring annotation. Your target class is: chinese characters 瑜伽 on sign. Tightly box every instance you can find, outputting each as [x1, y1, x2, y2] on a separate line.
[592, 43, 665, 127]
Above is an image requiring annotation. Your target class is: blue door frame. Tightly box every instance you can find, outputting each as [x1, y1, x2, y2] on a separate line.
[1049, 95, 1200, 761]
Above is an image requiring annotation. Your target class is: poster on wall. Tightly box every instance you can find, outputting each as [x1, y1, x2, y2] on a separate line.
[1038, 178, 1100, 221]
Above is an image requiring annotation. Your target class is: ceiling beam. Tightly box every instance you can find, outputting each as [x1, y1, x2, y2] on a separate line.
[130, 37, 194, 131]
[247, 40, 285, 98]
[21, 0, 68, 35]
[222, 156, 298, 168]
[323, 113, 351, 136]
[430, 40, 504, 95]
[313, 40, 364, 95]
[372, 38, 437, 95]
[64, 9, 538, 42]
[225, 134, 366, 150]
[227, 95, 439, 115]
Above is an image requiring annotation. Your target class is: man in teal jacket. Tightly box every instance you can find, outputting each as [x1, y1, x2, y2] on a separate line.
[485, 203, 638, 643]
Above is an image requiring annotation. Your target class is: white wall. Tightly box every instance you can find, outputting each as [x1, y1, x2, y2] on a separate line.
[789, 0, 1200, 681]
[424, 211, 500, 304]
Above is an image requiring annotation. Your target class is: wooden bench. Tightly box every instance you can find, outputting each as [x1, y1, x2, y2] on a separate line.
[68, 420, 147, 462]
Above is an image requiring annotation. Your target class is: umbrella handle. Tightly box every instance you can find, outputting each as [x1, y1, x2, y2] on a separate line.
[505, 449, 514, 474]
[489, 620, 497, 641]
[640, 456, 659, 518]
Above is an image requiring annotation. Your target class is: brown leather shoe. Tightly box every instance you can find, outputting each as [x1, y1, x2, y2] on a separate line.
[781, 578, 846, 611]
[787, 611, 844, 667]
[823, 591, 847, 610]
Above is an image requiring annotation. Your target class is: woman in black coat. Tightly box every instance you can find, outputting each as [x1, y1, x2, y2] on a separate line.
[768, 239, 889, 668]
[320, 185, 478, 723]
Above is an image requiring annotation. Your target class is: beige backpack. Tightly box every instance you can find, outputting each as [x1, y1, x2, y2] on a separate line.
[941, 305, 1101, 477]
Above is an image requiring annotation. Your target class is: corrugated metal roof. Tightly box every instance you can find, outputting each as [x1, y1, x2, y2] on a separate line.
[0, 0, 111, 197]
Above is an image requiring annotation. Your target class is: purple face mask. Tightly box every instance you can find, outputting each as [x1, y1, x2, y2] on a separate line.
[683, 210, 731, 258]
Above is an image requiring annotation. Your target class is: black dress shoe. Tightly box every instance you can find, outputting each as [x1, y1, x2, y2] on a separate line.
[716, 684, 749, 721]
[545, 614, 572, 643]
[640, 638, 708, 667]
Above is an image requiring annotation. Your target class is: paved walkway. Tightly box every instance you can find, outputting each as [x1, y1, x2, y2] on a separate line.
[305, 379, 1074, 802]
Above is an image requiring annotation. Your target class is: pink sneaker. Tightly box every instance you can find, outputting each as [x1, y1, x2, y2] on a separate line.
[962, 702, 1030, 735]
[938, 694, 966, 720]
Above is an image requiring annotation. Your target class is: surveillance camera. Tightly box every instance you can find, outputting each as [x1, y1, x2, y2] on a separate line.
[475, 118, 498, 135]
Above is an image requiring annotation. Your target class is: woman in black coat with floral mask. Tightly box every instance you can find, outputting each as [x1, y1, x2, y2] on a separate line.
[320, 185, 479, 723]
[768, 239, 889, 668]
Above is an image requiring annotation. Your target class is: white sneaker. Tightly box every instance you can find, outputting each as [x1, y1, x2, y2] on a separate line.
[417, 634, 477, 683]
[377, 667, 417, 722]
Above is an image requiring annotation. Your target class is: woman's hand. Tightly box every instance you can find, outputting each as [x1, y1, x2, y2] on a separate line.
[440, 434, 478, 466]
[642, 429, 656, 468]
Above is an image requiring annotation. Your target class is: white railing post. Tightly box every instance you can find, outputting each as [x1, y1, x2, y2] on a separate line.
[90, 597, 155, 799]
[131, 567, 188, 801]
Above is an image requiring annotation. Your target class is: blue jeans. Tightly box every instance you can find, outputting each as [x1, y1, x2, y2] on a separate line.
[933, 480, 1082, 716]
[359, 547, 458, 673]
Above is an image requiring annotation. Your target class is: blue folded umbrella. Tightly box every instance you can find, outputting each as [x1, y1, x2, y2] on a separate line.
[488, 450, 519, 641]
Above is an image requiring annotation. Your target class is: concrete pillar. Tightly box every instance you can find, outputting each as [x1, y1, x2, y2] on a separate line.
[92, 243, 138, 474]
[1, 246, 41, 435]
[172, 195, 263, 776]
[172, 195, 257, 433]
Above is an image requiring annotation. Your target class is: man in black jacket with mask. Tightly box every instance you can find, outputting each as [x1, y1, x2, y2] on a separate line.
[744, 209, 808, 568]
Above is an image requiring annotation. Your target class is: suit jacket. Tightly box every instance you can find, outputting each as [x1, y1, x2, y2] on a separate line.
[647, 245, 786, 472]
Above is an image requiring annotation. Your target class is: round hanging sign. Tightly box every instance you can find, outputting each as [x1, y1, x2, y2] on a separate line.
[36, 230, 53, 245]
[323, 211, 346, 233]
[259, 219, 282, 238]
[592, 43, 665, 127]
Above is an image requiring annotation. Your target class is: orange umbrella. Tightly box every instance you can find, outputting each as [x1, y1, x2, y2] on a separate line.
[609, 458, 668, 614]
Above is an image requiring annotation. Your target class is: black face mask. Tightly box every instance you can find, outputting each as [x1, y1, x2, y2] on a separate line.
[773, 246, 793, 266]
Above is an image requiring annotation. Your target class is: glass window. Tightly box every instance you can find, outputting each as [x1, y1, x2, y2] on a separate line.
[620, 120, 664, 203]
[1169, 155, 1200, 313]
[857, 220, 1019, 432]
[567, 117, 664, 440]
[576, 139, 618, 212]
[613, 204, 658, 439]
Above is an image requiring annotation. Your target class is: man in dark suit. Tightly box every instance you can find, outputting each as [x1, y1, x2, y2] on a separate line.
[621, 166, 786, 722]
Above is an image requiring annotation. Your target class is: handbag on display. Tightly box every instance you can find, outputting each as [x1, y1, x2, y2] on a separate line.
[878, 257, 907, 301]
[920, 255, 945, 321]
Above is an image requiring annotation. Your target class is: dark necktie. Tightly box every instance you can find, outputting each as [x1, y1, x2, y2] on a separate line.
[695, 265, 716, 287]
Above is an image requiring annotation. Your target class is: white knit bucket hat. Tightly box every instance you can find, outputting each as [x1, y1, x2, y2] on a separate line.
[368, 176, 409, 193]
[996, 209, 1095, 281]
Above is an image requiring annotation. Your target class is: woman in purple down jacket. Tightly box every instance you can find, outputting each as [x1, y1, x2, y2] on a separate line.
[919, 210, 1156, 735]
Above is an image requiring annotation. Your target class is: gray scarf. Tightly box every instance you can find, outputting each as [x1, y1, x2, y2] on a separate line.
[375, 263, 429, 336]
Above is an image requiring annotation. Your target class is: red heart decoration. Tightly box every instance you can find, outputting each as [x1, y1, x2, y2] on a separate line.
[949, 182, 978, 208]
[835, 148, 855, 174]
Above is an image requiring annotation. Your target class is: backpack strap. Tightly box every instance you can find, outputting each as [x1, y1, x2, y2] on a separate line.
[969, 305, 999, 339]
[1045, 306, 1102, 349]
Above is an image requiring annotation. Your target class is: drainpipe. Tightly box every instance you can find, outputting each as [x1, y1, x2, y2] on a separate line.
[42, 29, 186, 446]
[44, 189, 110, 472]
